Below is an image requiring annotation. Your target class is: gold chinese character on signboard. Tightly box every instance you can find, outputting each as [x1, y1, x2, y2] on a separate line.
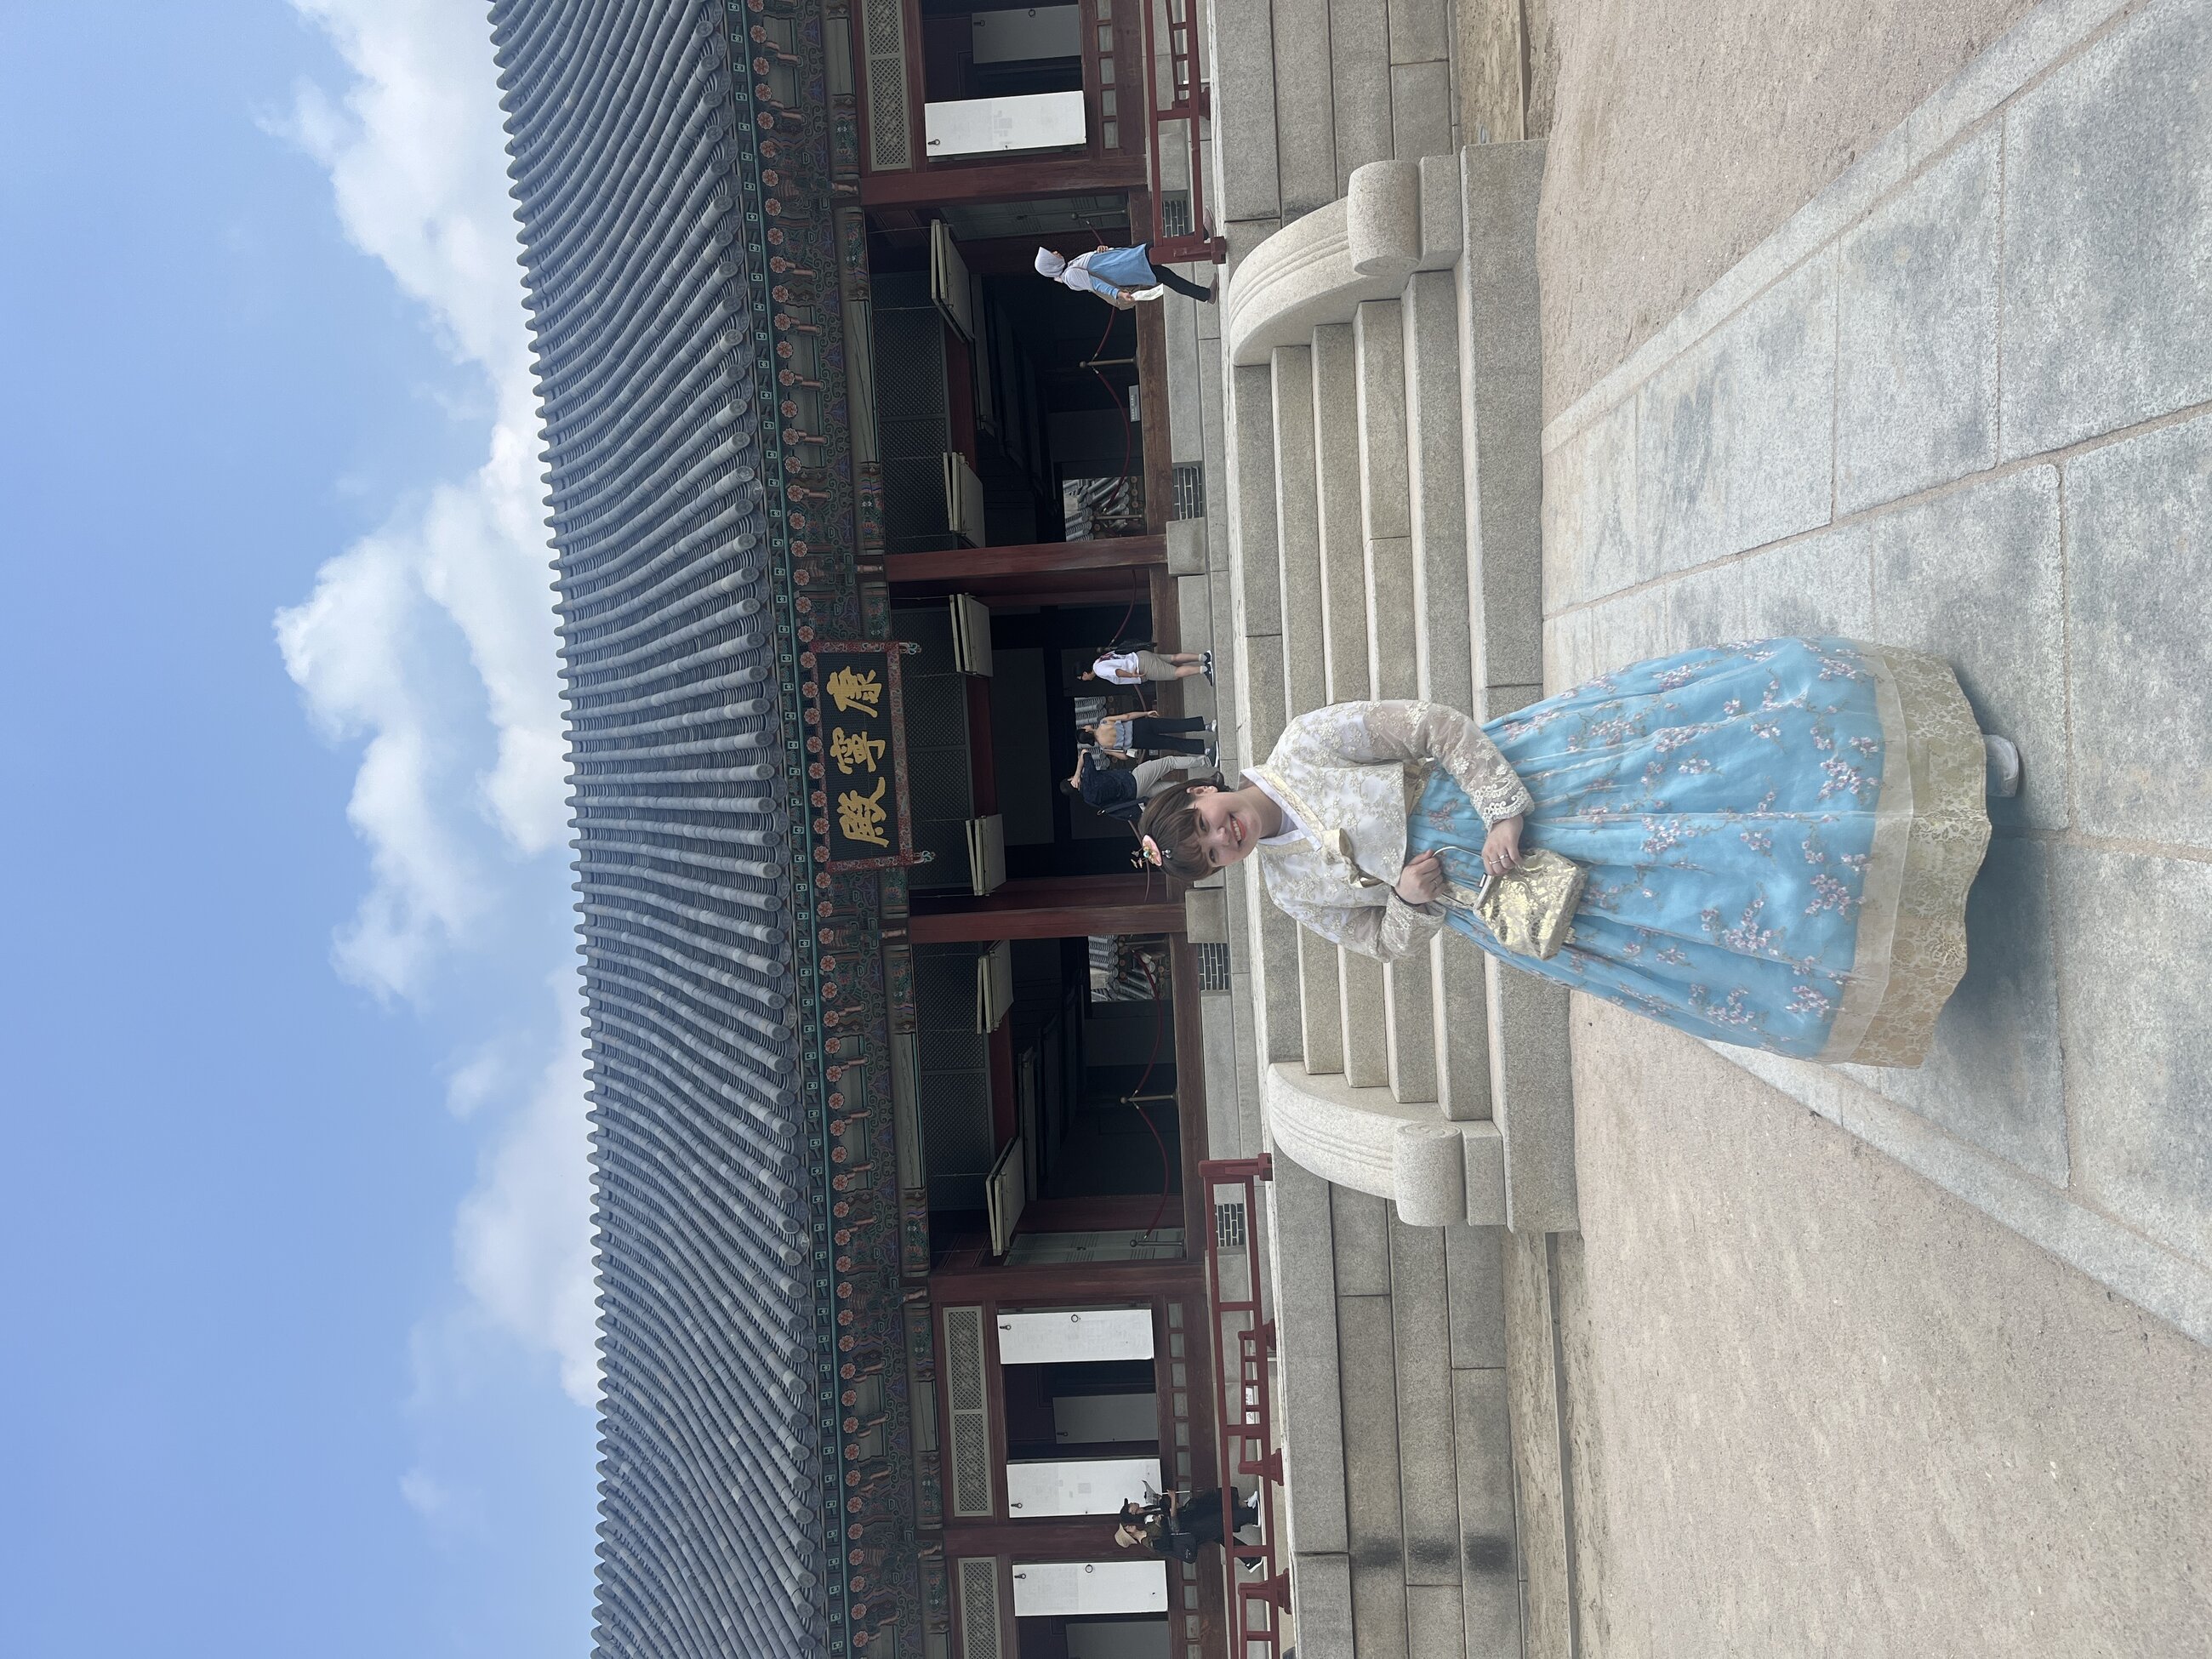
[836, 777, 889, 847]
[824, 665, 883, 715]
[827, 726, 885, 776]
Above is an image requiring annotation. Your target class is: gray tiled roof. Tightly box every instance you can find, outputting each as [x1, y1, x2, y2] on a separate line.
[488, 3, 831, 1655]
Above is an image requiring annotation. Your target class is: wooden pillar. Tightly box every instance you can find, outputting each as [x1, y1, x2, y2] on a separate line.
[927, 1258, 1206, 1304]
[885, 536, 1164, 585]
[909, 875, 1185, 943]
[1134, 294, 1172, 537]
[1168, 938, 1214, 1243]
[859, 155, 1147, 209]
[940, 1519, 1118, 1560]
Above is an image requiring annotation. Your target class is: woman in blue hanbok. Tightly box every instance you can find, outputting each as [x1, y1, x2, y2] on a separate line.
[1137, 639, 2006, 1067]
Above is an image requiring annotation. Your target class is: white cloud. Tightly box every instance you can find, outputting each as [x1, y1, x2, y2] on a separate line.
[454, 977, 601, 1406]
[272, 3, 600, 1409]
[400, 1465, 457, 1519]
[272, 0, 565, 1001]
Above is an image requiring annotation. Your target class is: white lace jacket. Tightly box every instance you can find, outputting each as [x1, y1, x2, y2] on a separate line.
[1244, 700, 1533, 962]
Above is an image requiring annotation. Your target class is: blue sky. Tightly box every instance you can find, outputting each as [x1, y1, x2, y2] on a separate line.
[2, 4, 595, 1652]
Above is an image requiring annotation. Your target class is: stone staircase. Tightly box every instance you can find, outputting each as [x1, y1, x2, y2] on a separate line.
[1222, 147, 1574, 1236]
[1197, 142, 1579, 1659]
[1140, 4, 1583, 1653]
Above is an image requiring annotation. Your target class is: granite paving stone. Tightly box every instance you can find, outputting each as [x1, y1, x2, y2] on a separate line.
[1541, 392, 1641, 610]
[1868, 837, 2068, 1184]
[1867, 465, 2067, 830]
[1331, 1184, 1394, 1296]
[1229, 362, 1284, 636]
[1387, 0, 1451, 67]
[1835, 125, 2001, 513]
[1271, 0, 1341, 218]
[1634, 248, 1838, 576]
[1998, 0, 2212, 459]
[1389, 1217, 1461, 1585]
[1734, 522, 1875, 641]
[1269, 1152, 1350, 1554]
[2054, 846, 2212, 1270]
[1208, 0, 1281, 222]
[1405, 1583, 1468, 1659]
[2062, 410, 2212, 850]
[1391, 59, 1455, 165]
[1328, 0, 1397, 191]
[1452, 1367, 1522, 1656]
[1444, 1223, 1508, 1370]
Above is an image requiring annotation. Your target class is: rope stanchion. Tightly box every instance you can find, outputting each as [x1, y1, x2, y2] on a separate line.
[1122, 949, 1177, 1238]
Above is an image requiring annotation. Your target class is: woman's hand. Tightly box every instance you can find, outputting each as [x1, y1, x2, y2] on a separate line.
[1482, 814, 1525, 877]
[1394, 851, 1447, 905]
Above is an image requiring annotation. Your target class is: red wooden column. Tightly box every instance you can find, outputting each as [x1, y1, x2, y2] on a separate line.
[885, 536, 1165, 584]
[859, 154, 1148, 209]
[908, 875, 1184, 943]
[1134, 271, 1172, 537]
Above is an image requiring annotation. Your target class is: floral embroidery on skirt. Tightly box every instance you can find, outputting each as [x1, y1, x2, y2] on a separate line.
[1409, 638, 1990, 1065]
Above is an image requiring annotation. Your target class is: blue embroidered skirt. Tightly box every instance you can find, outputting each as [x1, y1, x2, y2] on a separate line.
[1406, 638, 1991, 1066]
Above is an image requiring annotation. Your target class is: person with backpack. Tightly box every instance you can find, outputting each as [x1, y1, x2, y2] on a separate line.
[1035, 244, 1216, 308]
[1063, 748, 1203, 824]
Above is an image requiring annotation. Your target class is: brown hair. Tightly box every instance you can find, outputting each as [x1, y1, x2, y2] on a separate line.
[1135, 774, 1225, 880]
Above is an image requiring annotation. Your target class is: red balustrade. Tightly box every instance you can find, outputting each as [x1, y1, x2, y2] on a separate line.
[1142, 0, 1226, 265]
[1200, 1155, 1290, 1656]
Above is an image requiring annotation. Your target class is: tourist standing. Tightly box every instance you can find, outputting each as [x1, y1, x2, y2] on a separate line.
[1083, 647, 1211, 686]
[1086, 712, 1213, 758]
[1065, 749, 1204, 824]
[1035, 244, 1217, 307]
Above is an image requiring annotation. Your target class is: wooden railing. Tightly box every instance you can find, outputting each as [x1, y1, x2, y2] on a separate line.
[1142, 0, 1225, 264]
[1199, 1154, 1291, 1656]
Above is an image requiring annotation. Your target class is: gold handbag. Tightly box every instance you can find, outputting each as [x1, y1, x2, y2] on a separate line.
[1326, 825, 1586, 961]
[1469, 849, 1587, 960]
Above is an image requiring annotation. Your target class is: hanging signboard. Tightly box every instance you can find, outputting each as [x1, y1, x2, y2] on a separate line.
[803, 639, 931, 871]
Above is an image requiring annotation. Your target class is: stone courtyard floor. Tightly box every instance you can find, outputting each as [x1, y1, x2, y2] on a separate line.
[1556, 1000, 2212, 1656]
[1501, 0, 2212, 1650]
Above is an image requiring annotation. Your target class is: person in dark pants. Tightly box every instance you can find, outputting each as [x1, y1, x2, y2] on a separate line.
[1113, 1489, 1260, 1564]
[1064, 750, 1208, 824]
[1085, 712, 1214, 759]
[1036, 244, 1216, 306]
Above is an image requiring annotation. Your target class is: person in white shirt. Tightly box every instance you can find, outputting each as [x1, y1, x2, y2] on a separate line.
[1082, 648, 1211, 687]
[1035, 245, 1217, 308]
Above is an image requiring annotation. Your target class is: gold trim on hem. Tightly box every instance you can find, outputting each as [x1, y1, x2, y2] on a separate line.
[1815, 643, 1992, 1068]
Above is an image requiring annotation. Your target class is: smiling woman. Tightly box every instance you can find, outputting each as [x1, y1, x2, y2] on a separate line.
[1142, 641, 2002, 1067]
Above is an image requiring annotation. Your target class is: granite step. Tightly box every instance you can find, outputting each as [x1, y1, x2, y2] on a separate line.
[1269, 339, 1349, 1080]
[1400, 263, 1496, 1126]
[1268, 1150, 1525, 1659]
[1352, 297, 1444, 1112]
[1454, 143, 1576, 1234]
[1229, 144, 1575, 1220]
[1310, 320, 1387, 1091]
[1194, 7, 1550, 1646]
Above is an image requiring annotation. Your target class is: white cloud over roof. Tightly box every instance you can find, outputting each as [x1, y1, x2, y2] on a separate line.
[271, 0, 597, 1407]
